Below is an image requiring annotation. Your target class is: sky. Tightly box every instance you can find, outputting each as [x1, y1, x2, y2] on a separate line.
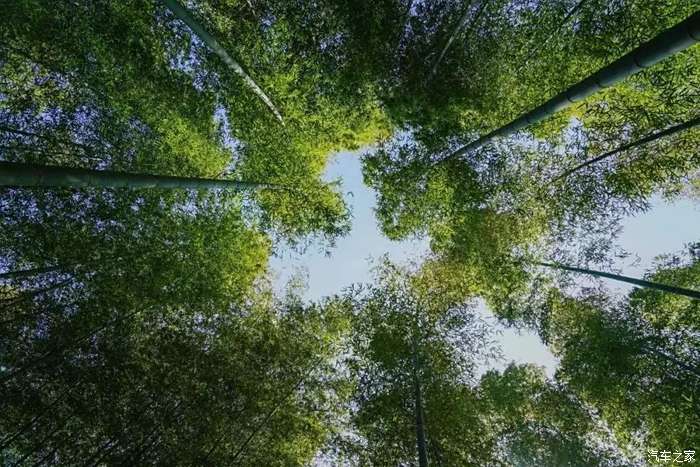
[270, 149, 700, 377]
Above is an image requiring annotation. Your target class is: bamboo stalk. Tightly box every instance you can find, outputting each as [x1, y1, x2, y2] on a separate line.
[536, 261, 700, 300]
[161, 0, 284, 124]
[444, 11, 700, 161]
[0, 161, 285, 192]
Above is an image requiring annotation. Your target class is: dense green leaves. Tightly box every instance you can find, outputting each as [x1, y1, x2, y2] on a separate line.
[2, 0, 699, 464]
[0, 282, 347, 465]
[532, 249, 700, 460]
[479, 364, 627, 466]
[340, 260, 498, 465]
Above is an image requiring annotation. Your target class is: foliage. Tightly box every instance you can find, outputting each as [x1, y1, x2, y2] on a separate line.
[2, 0, 700, 464]
[542, 258, 700, 459]
[0, 278, 348, 465]
[479, 364, 627, 466]
[339, 259, 499, 465]
[629, 243, 700, 332]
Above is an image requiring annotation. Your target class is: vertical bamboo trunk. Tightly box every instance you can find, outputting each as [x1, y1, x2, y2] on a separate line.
[413, 373, 428, 467]
[535, 261, 700, 300]
[444, 11, 700, 160]
[412, 343, 428, 467]
[395, 0, 415, 52]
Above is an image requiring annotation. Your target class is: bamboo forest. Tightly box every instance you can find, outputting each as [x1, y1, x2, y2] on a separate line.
[2, 0, 700, 465]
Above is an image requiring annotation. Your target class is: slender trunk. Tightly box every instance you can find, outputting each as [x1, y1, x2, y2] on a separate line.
[1, 256, 127, 283]
[412, 342, 428, 467]
[430, 1, 475, 77]
[226, 369, 312, 464]
[395, 0, 415, 52]
[515, 0, 587, 75]
[0, 161, 286, 192]
[0, 298, 81, 329]
[124, 400, 186, 465]
[0, 386, 71, 450]
[0, 279, 72, 309]
[431, 0, 490, 78]
[19, 414, 76, 467]
[212, 358, 322, 464]
[160, 0, 284, 124]
[67, 393, 152, 467]
[549, 114, 700, 184]
[643, 345, 700, 378]
[29, 444, 60, 467]
[443, 11, 700, 160]
[83, 395, 160, 467]
[129, 431, 160, 465]
[0, 265, 63, 281]
[0, 145, 106, 165]
[0, 308, 141, 383]
[0, 125, 95, 152]
[535, 261, 700, 300]
[79, 439, 117, 467]
[87, 443, 121, 467]
[129, 431, 163, 466]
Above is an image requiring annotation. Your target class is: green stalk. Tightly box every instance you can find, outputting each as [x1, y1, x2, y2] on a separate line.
[0, 265, 63, 281]
[0, 161, 286, 192]
[429, 0, 477, 77]
[444, 11, 700, 160]
[224, 362, 319, 464]
[412, 340, 429, 467]
[515, 0, 588, 75]
[536, 261, 700, 300]
[549, 114, 700, 184]
[160, 0, 284, 124]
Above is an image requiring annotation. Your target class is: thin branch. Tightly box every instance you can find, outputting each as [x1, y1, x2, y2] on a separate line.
[515, 0, 588, 76]
[430, 0, 490, 77]
[549, 114, 700, 185]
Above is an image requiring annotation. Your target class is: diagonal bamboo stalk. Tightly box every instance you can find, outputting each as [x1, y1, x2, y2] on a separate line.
[535, 261, 700, 300]
[429, 0, 477, 77]
[515, 0, 588, 76]
[443, 10, 700, 161]
[548, 115, 700, 184]
[160, 0, 284, 124]
[0, 265, 63, 281]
